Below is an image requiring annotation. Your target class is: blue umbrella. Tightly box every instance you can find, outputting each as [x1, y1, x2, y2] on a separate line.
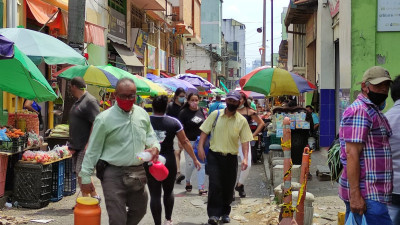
[0, 35, 14, 59]
[155, 78, 198, 94]
[175, 73, 215, 89]
[146, 73, 161, 81]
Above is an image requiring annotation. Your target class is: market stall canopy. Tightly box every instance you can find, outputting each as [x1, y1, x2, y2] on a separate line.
[175, 73, 215, 90]
[211, 87, 226, 96]
[0, 39, 57, 102]
[97, 65, 150, 95]
[0, 35, 14, 59]
[54, 65, 118, 88]
[146, 73, 160, 81]
[0, 28, 86, 65]
[240, 67, 316, 96]
[135, 75, 168, 96]
[154, 78, 198, 94]
[112, 43, 143, 67]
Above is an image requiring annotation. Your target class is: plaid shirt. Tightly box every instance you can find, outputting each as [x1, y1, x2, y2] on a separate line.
[338, 94, 393, 203]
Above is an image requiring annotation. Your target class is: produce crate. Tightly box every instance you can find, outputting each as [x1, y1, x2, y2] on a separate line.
[51, 160, 64, 202]
[63, 158, 76, 196]
[0, 137, 24, 153]
[269, 133, 281, 145]
[0, 155, 8, 197]
[5, 153, 21, 191]
[13, 162, 52, 209]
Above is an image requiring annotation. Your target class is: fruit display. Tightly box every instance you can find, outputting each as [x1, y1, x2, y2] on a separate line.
[22, 145, 71, 164]
[8, 110, 40, 135]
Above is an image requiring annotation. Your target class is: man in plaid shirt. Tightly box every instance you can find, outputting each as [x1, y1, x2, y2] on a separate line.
[339, 66, 393, 224]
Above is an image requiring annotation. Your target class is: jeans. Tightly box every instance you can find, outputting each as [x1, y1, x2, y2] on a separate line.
[184, 141, 206, 190]
[388, 194, 400, 225]
[344, 200, 393, 225]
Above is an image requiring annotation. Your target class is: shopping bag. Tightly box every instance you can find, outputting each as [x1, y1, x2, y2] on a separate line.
[345, 212, 367, 225]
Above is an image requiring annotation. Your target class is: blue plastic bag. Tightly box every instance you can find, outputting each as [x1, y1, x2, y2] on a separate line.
[346, 212, 367, 225]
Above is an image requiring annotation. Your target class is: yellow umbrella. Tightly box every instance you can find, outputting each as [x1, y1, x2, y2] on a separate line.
[135, 75, 168, 96]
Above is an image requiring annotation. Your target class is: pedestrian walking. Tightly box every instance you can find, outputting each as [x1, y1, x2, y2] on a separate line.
[339, 66, 393, 224]
[234, 92, 264, 198]
[178, 93, 208, 195]
[197, 91, 253, 225]
[67, 77, 101, 200]
[147, 95, 201, 225]
[79, 78, 160, 225]
[209, 95, 225, 114]
[166, 88, 186, 184]
[385, 75, 400, 225]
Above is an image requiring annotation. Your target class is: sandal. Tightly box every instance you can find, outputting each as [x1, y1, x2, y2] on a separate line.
[199, 190, 208, 196]
[185, 185, 192, 192]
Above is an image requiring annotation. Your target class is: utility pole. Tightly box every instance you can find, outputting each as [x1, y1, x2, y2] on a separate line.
[261, 0, 266, 66]
[271, 0, 273, 68]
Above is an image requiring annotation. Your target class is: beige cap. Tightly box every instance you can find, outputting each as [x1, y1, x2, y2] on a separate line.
[358, 66, 392, 85]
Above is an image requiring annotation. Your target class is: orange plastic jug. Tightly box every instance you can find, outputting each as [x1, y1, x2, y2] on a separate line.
[74, 197, 101, 225]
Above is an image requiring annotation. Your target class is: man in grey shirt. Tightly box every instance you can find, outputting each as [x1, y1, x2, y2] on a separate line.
[68, 77, 100, 199]
[385, 75, 400, 224]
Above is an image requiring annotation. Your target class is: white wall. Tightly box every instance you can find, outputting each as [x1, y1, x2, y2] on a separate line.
[339, 0, 352, 89]
[317, 1, 335, 89]
[222, 19, 246, 77]
[183, 44, 211, 71]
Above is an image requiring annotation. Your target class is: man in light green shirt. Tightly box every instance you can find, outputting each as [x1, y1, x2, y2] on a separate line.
[79, 78, 160, 225]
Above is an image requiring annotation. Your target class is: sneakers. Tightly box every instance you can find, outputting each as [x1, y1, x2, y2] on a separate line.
[221, 215, 230, 223]
[208, 216, 219, 225]
[176, 174, 185, 184]
[235, 184, 246, 198]
[164, 220, 173, 225]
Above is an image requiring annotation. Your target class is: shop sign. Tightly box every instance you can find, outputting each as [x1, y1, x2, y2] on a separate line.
[134, 29, 148, 58]
[377, 0, 400, 31]
[109, 8, 126, 42]
[159, 50, 166, 71]
[147, 44, 157, 70]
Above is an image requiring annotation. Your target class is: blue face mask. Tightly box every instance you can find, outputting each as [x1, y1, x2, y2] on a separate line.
[178, 97, 185, 103]
[379, 100, 386, 111]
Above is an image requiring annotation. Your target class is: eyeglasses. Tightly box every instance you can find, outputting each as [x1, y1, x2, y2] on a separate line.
[117, 94, 136, 100]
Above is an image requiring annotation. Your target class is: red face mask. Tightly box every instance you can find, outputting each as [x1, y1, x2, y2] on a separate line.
[116, 96, 135, 112]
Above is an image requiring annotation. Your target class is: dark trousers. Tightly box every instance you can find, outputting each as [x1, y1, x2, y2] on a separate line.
[101, 165, 148, 225]
[206, 149, 238, 218]
[144, 152, 177, 225]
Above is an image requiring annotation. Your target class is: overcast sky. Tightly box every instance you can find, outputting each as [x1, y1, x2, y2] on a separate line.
[222, 0, 290, 67]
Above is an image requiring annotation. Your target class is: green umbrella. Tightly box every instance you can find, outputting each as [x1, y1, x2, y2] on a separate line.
[211, 87, 226, 95]
[0, 45, 57, 102]
[97, 65, 151, 95]
[0, 28, 86, 65]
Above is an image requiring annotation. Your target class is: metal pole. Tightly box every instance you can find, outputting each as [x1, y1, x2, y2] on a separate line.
[271, 0, 274, 67]
[261, 0, 266, 66]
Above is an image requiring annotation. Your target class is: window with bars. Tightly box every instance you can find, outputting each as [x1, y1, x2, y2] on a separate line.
[108, 0, 126, 14]
[147, 19, 158, 46]
[131, 5, 144, 28]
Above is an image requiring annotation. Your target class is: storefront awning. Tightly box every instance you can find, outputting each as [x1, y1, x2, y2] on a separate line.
[112, 43, 144, 67]
[26, 0, 67, 36]
[85, 22, 105, 47]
